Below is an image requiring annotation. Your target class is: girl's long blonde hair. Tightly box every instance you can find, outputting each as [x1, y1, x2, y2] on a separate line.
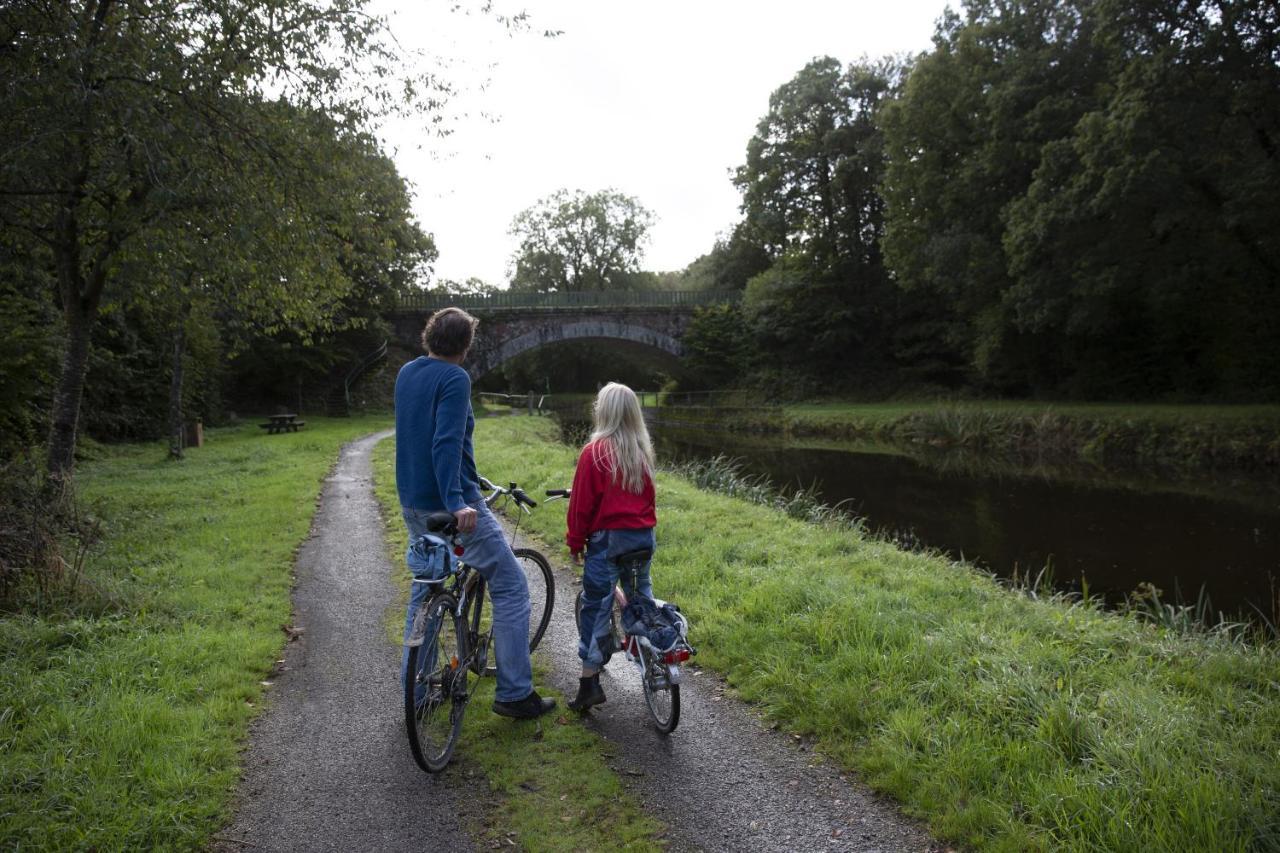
[589, 382, 655, 494]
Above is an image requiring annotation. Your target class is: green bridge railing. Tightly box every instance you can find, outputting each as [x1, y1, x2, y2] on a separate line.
[394, 289, 741, 312]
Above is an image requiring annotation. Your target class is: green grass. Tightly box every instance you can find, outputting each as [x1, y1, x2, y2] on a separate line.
[471, 415, 1280, 852]
[785, 399, 1280, 422]
[369, 437, 665, 852]
[0, 416, 390, 850]
[773, 399, 1280, 472]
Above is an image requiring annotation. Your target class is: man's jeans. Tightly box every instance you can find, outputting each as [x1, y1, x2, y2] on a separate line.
[577, 527, 655, 669]
[401, 502, 533, 703]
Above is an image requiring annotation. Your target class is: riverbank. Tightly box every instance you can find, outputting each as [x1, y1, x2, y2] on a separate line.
[661, 399, 1280, 473]
[476, 415, 1280, 852]
[0, 417, 389, 849]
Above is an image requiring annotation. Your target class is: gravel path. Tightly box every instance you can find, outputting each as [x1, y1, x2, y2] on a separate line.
[503, 520, 943, 853]
[216, 431, 941, 852]
[214, 431, 473, 853]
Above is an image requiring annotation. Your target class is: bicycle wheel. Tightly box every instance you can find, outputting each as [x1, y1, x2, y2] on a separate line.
[641, 646, 680, 734]
[514, 547, 554, 652]
[405, 593, 470, 772]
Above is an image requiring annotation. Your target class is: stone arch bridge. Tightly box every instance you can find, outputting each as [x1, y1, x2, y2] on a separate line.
[390, 291, 738, 380]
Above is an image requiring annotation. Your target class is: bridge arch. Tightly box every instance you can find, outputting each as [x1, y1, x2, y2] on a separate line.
[389, 292, 742, 381]
[469, 320, 683, 380]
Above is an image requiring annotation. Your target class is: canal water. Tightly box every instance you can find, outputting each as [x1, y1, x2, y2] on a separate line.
[634, 417, 1280, 622]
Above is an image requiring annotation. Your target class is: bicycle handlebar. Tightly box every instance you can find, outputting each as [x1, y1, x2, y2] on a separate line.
[478, 476, 538, 510]
[545, 488, 570, 499]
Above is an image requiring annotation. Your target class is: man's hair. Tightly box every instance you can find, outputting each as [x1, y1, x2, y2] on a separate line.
[422, 307, 478, 358]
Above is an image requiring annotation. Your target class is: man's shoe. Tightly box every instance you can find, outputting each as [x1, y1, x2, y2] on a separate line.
[567, 674, 606, 711]
[492, 690, 557, 720]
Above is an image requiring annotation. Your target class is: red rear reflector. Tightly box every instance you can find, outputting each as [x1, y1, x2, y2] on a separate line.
[454, 546, 465, 556]
[663, 649, 690, 663]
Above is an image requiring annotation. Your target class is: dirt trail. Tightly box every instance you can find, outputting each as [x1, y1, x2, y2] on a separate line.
[214, 432, 473, 853]
[217, 431, 940, 852]
[503, 519, 942, 853]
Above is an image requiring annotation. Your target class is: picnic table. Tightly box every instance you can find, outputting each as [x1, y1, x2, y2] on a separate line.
[260, 413, 306, 434]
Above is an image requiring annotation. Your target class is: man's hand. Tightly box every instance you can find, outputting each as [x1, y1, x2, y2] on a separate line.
[571, 550, 584, 566]
[453, 506, 477, 534]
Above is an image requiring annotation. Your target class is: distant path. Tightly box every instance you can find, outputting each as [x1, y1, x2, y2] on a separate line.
[214, 431, 473, 852]
[503, 522, 943, 853]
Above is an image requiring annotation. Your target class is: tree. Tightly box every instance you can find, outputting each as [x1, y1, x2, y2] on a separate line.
[878, 0, 1110, 389]
[680, 223, 771, 292]
[508, 189, 654, 292]
[216, 113, 436, 427]
[1001, 0, 1280, 397]
[680, 303, 755, 389]
[730, 57, 906, 387]
[0, 0, 439, 480]
[879, 0, 1279, 399]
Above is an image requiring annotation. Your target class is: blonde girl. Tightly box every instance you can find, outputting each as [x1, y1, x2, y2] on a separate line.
[564, 383, 657, 711]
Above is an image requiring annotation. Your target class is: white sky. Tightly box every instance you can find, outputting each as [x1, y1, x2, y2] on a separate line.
[374, 1, 952, 287]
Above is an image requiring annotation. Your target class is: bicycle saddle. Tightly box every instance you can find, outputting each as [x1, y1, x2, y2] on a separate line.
[423, 511, 457, 534]
[613, 548, 652, 568]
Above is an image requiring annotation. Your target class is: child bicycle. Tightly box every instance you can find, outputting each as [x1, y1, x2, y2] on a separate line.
[546, 488, 694, 734]
[403, 478, 553, 772]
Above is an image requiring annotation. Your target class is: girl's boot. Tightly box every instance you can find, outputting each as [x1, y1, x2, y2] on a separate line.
[568, 673, 606, 711]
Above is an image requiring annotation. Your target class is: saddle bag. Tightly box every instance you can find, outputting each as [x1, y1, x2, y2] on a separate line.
[406, 532, 452, 584]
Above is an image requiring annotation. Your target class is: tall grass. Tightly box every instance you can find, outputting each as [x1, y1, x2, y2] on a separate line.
[0, 417, 390, 850]
[780, 400, 1280, 472]
[665, 454, 862, 529]
[475, 415, 1280, 852]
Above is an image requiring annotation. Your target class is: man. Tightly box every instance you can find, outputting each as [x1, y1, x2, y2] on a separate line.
[396, 307, 555, 719]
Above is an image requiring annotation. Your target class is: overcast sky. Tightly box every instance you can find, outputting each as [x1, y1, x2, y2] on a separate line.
[374, 1, 953, 287]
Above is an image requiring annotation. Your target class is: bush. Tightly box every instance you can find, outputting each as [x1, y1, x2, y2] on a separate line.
[0, 456, 101, 612]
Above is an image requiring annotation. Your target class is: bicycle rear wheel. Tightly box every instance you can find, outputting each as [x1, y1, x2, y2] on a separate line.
[641, 647, 680, 734]
[514, 547, 554, 653]
[405, 593, 470, 772]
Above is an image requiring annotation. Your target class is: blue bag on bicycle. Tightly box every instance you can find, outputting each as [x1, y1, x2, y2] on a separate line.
[406, 532, 451, 583]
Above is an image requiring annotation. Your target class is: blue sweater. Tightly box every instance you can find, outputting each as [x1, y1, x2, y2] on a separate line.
[394, 357, 482, 512]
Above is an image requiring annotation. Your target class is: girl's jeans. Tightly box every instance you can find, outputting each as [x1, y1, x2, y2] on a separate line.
[401, 502, 533, 703]
[577, 527, 656, 670]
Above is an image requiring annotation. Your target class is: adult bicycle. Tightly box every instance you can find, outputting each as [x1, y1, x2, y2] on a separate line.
[547, 488, 693, 734]
[404, 478, 554, 772]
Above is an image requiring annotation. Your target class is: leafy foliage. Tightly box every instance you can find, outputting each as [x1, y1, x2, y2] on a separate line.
[0, 0, 442, 476]
[701, 1, 1279, 401]
[879, 0, 1279, 398]
[508, 189, 655, 292]
[726, 58, 908, 393]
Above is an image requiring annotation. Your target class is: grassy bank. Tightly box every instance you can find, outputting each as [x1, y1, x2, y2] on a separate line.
[775, 400, 1280, 472]
[0, 416, 388, 850]
[369, 439, 665, 852]
[473, 415, 1280, 852]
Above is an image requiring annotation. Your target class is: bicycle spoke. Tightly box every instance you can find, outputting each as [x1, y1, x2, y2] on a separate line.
[641, 648, 681, 733]
[405, 595, 469, 771]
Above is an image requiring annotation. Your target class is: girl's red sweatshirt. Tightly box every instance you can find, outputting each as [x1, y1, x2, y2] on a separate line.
[566, 439, 656, 555]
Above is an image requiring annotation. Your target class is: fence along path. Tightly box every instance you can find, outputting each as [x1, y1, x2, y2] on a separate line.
[394, 290, 741, 312]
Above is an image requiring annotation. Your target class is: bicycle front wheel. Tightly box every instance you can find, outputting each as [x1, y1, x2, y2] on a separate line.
[641, 647, 681, 734]
[405, 593, 470, 772]
[514, 547, 554, 652]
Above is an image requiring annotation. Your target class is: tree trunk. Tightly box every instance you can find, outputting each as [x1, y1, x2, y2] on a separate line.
[168, 321, 187, 460]
[46, 286, 93, 483]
